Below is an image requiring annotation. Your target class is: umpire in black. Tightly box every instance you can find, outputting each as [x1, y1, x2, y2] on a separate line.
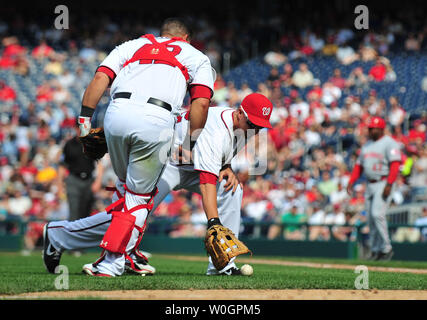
[57, 123, 104, 221]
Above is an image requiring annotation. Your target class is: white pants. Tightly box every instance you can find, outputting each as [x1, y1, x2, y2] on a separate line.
[88, 100, 174, 275]
[365, 180, 394, 254]
[48, 163, 243, 275]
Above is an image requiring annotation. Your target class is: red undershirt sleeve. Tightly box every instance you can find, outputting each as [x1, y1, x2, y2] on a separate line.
[349, 164, 363, 185]
[96, 66, 116, 85]
[387, 161, 401, 184]
[199, 171, 218, 185]
[189, 84, 213, 102]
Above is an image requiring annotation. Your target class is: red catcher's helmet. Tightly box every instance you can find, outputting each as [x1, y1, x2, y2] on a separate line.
[367, 116, 386, 129]
[240, 93, 273, 129]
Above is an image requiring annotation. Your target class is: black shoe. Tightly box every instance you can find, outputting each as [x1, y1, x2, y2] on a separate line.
[219, 267, 242, 276]
[375, 250, 394, 261]
[367, 251, 379, 261]
[42, 223, 62, 273]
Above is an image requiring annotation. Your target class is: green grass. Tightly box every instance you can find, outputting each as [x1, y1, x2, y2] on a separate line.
[0, 252, 426, 295]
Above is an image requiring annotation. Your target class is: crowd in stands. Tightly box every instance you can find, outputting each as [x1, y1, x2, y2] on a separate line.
[1, 5, 427, 254]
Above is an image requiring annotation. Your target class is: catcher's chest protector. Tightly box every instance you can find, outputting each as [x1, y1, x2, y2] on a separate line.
[122, 34, 190, 81]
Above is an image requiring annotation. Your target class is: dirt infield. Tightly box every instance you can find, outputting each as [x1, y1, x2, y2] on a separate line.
[6, 289, 427, 300]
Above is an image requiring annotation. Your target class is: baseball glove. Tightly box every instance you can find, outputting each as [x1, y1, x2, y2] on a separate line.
[78, 127, 108, 161]
[204, 224, 252, 271]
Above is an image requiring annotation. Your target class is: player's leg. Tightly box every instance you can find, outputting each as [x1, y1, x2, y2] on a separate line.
[93, 104, 175, 276]
[371, 182, 393, 259]
[365, 192, 380, 258]
[124, 164, 184, 275]
[47, 180, 124, 252]
[42, 180, 125, 273]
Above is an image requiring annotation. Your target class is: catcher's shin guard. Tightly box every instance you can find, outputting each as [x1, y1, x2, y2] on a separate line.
[99, 186, 157, 254]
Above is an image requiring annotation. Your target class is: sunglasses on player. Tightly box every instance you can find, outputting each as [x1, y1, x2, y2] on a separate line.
[240, 107, 263, 130]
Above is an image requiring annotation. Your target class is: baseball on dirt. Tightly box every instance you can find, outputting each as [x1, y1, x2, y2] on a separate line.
[241, 264, 253, 276]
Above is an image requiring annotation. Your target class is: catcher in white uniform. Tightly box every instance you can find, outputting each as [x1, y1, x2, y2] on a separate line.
[43, 18, 215, 277]
[43, 93, 273, 276]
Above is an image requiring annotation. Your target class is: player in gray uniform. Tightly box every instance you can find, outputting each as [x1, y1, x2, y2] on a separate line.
[347, 116, 402, 261]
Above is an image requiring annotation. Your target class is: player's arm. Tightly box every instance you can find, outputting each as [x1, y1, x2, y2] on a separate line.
[183, 56, 214, 151]
[78, 72, 110, 137]
[347, 163, 363, 196]
[193, 130, 223, 226]
[79, 41, 134, 137]
[199, 179, 219, 220]
[186, 97, 210, 149]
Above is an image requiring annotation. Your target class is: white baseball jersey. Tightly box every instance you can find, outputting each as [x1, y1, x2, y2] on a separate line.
[170, 107, 244, 176]
[356, 135, 402, 181]
[98, 35, 214, 113]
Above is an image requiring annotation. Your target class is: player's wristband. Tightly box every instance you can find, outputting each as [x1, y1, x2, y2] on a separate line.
[80, 105, 95, 118]
[208, 218, 222, 228]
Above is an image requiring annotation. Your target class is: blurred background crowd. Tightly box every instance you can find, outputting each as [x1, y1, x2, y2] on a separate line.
[0, 1, 427, 253]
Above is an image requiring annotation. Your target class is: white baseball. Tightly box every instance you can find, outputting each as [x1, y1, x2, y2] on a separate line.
[240, 264, 253, 276]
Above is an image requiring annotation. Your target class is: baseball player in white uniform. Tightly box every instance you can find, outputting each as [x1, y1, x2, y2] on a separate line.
[347, 116, 402, 261]
[43, 18, 215, 276]
[43, 93, 273, 276]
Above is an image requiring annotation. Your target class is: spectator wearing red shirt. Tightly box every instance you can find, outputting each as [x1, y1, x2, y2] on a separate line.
[368, 58, 387, 82]
[408, 120, 426, 144]
[36, 82, 54, 103]
[392, 125, 410, 147]
[0, 81, 16, 101]
[0, 36, 26, 70]
[328, 68, 347, 89]
[167, 191, 188, 217]
[32, 40, 54, 60]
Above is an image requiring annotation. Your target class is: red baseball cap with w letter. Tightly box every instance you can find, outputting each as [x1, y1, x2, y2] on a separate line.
[240, 93, 273, 129]
[367, 116, 386, 129]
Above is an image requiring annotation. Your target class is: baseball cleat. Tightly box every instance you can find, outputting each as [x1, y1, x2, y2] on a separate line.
[220, 267, 242, 276]
[82, 263, 114, 277]
[207, 267, 242, 276]
[42, 223, 62, 273]
[375, 250, 394, 261]
[133, 248, 152, 261]
[125, 256, 156, 276]
[367, 251, 379, 261]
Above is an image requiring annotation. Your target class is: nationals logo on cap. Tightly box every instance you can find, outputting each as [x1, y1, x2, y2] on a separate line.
[241, 93, 273, 129]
